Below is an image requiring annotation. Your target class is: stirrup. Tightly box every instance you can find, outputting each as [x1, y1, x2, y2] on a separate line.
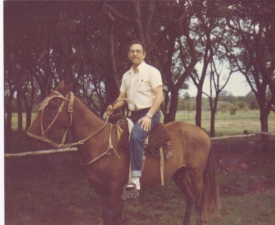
[121, 182, 139, 200]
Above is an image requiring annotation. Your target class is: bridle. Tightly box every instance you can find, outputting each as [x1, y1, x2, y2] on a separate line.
[27, 90, 122, 166]
[27, 92, 141, 166]
[27, 91, 75, 148]
[27, 91, 111, 149]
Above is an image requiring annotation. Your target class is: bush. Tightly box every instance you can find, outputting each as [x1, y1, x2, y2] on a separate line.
[229, 104, 239, 115]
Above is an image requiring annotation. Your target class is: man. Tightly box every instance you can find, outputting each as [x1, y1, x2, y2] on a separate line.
[106, 40, 163, 191]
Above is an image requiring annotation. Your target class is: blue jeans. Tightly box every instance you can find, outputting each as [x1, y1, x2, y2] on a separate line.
[130, 109, 161, 177]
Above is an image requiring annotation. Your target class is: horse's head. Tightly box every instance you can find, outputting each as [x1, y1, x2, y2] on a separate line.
[27, 81, 74, 147]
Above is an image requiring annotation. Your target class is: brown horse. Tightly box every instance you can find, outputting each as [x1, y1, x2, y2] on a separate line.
[27, 82, 220, 225]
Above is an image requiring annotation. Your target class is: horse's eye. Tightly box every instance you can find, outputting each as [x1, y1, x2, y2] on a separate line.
[48, 98, 61, 109]
[48, 102, 57, 109]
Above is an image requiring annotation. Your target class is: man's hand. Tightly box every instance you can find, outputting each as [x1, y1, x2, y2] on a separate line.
[106, 105, 115, 115]
[138, 116, 151, 131]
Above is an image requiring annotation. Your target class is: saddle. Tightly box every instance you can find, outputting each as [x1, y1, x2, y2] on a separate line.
[109, 114, 173, 159]
[109, 114, 173, 199]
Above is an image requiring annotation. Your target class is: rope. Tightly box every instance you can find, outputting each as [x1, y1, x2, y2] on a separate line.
[111, 98, 139, 120]
[81, 123, 121, 166]
[27, 91, 111, 148]
[25, 90, 122, 166]
[111, 98, 139, 111]
[27, 91, 74, 148]
[160, 147, 165, 186]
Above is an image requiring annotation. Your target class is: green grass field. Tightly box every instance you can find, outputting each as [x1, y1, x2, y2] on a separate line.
[175, 110, 275, 136]
[6, 110, 275, 153]
[9, 110, 275, 135]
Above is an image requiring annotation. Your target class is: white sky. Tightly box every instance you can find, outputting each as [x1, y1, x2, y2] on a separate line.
[187, 72, 251, 97]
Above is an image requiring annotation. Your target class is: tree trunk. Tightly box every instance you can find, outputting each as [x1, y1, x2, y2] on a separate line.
[164, 90, 178, 124]
[5, 94, 13, 150]
[259, 107, 269, 132]
[24, 78, 36, 130]
[17, 91, 23, 132]
[258, 96, 269, 142]
[195, 89, 203, 127]
[103, 3, 122, 105]
[210, 109, 215, 137]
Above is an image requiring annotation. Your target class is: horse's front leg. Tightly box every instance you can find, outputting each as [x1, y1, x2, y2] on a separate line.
[95, 187, 124, 225]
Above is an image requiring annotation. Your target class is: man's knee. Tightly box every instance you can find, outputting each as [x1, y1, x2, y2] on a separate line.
[131, 125, 147, 141]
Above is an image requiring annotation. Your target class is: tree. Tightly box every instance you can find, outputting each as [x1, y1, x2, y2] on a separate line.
[225, 0, 275, 133]
[102, 0, 201, 123]
[204, 60, 232, 137]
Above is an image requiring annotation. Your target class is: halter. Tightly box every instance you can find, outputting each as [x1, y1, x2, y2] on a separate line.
[27, 90, 121, 165]
[27, 91, 109, 148]
[27, 91, 74, 148]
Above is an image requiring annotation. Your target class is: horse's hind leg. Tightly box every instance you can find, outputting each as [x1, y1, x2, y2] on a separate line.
[189, 169, 204, 225]
[172, 167, 195, 225]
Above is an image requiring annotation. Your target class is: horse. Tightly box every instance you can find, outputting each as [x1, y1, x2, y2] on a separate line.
[27, 81, 220, 225]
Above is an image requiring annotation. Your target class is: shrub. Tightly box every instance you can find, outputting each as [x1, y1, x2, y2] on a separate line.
[229, 104, 238, 115]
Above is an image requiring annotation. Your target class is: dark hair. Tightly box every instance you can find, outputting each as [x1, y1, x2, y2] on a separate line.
[128, 40, 146, 52]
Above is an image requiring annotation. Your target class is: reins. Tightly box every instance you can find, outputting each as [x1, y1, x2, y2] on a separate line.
[80, 124, 121, 166]
[27, 91, 112, 148]
[27, 92, 141, 166]
[111, 98, 139, 121]
[80, 98, 140, 165]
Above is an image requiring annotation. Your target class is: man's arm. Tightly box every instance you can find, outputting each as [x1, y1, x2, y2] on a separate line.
[106, 92, 127, 115]
[147, 85, 163, 117]
[139, 85, 163, 131]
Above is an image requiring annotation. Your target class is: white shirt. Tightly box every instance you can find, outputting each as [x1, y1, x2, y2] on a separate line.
[120, 61, 163, 110]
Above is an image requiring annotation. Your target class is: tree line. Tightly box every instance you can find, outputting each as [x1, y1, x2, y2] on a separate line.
[178, 90, 264, 112]
[4, 0, 275, 137]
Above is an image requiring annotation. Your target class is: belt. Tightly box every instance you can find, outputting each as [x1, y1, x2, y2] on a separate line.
[133, 107, 150, 113]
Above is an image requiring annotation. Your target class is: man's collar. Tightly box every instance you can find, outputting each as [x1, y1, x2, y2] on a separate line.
[130, 61, 146, 74]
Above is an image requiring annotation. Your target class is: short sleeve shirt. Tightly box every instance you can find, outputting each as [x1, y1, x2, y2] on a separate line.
[120, 61, 163, 110]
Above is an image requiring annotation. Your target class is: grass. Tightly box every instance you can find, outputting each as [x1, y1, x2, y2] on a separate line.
[6, 110, 275, 153]
[175, 110, 275, 136]
[217, 191, 275, 225]
[9, 110, 275, 132]
[5, 136, 275, 225]
[121, 189, 275, 225]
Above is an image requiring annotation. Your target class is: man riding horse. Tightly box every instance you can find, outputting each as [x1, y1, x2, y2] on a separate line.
[106, 40, 163, 191]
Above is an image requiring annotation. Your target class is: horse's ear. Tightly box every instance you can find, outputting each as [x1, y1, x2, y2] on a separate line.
[55, 81, 65, 90]
[54, 81, 72, 96]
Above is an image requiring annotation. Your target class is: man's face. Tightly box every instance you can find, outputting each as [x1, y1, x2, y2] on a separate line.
[128, 44, 146, 66]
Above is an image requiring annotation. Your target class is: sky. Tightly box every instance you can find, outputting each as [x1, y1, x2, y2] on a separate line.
[187, 72, 252, 97]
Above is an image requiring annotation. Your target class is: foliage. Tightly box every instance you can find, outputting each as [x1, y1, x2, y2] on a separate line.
[177, 91, 257, 112]
[228, 104, 238, 115]
[4, 0, 275, 132]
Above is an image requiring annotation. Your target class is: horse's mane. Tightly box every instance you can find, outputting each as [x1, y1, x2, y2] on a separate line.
[74, 95, 106, 121]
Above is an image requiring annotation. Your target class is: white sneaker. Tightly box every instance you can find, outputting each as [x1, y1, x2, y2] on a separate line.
[126, 177, 140, 190]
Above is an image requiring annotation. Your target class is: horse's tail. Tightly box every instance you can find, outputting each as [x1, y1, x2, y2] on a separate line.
[201, 147, 221, 221]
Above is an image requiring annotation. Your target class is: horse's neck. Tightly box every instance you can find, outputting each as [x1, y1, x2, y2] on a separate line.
[70, 97, 118, 165]
[71, 97, 106, 140]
